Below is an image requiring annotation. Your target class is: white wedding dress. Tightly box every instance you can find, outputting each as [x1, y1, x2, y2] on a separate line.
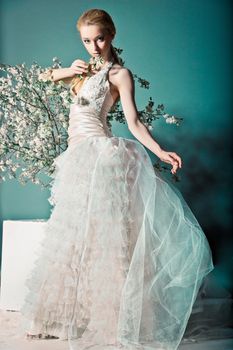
[19, 61, 214, 350]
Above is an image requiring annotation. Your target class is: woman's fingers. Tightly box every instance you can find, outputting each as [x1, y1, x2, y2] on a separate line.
[73, 59, 89, 67]
[170, 152, 182, 168]
[166, 153, 181, 168]
[71, 59, 89, 74]
[157, 150, 182, 174]
[162, 151, 182, 174]
[173, 162, 179, 173]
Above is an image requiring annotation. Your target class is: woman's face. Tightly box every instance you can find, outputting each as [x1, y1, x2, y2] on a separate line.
[79, 24, 113, 60]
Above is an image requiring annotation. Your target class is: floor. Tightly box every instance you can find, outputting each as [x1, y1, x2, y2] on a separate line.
[0, 310, 233, 350]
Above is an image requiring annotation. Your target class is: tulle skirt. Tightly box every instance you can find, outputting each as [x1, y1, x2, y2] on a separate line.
[19, 135, 214, 350]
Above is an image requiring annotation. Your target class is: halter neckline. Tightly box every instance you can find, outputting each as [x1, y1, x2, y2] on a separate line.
[72, 61, 114, 99]
[85, 61, 113, 81]
[96, 60, 114, 72]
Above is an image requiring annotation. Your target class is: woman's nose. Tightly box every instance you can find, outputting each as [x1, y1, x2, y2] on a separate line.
[92, 42, 99, 50]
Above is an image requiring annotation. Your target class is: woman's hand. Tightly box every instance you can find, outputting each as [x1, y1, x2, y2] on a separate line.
[158, 150, 182, 174]
[67, 59, 90, 78]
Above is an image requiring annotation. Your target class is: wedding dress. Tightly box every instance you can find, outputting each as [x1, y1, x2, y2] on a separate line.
[19, 61, 215, 350]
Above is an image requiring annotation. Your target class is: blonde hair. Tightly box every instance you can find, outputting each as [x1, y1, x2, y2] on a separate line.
[70, 9, 121, 96]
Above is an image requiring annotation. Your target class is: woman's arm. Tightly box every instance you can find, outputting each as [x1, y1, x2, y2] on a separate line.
[114, 68, 182, 174]
[39, 59, 89, 85]
[49, 68, 74, 83]
[39, 68, 74, 85]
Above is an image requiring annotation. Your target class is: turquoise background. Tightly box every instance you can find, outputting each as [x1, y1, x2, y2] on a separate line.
[0, 0, 232, 292]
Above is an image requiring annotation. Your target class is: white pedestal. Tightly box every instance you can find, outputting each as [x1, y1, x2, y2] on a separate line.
[0, 220, 47, 311]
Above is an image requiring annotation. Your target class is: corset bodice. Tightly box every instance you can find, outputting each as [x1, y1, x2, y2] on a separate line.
[67, 61, 115, 147]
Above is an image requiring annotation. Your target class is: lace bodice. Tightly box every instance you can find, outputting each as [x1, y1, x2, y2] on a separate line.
[67, 61, 115, 147]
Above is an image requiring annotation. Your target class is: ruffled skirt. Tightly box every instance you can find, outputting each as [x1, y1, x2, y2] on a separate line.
[19, 135, 214, 350]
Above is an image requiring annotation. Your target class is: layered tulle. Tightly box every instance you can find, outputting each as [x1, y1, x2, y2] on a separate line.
[19, 135, 214, 350]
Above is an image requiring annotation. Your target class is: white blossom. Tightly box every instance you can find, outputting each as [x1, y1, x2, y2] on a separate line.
[166, 116, 176, 124]
[8, 67, 18, 74]
[0, 56, 183, 188]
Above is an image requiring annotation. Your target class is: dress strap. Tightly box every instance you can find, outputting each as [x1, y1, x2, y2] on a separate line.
[102, 61, 113, 71]
[99, 61, 114, 81]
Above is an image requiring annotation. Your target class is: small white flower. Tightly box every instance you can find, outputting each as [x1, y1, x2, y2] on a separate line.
[165, 116, 176, 124]
[8, 67, 18, 74]
[8, 97, 15, 104]
[60, 91, 68, 99]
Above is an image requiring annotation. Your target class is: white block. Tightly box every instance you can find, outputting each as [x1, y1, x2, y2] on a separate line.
[0, 220, 47, 311]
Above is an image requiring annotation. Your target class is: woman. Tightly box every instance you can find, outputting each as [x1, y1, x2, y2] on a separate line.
[21, 8, 214, 350]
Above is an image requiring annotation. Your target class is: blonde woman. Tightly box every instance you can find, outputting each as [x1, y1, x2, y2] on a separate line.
[20, 8, 214, 350]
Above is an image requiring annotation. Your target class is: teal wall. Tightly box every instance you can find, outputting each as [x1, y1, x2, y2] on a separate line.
[0, 0, 232, 291]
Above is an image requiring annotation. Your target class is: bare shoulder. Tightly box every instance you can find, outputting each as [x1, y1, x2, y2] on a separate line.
[109, 63, 134, 89]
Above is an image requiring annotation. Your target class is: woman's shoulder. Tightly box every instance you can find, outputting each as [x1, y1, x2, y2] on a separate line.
[109, 63, 133, 85]
[110, 63, 132, 74]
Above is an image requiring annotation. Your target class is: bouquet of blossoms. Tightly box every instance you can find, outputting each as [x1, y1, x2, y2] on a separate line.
[0, 48, 183, 188]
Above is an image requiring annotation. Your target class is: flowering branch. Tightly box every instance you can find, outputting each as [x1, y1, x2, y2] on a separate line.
[0, 50, 183, 188]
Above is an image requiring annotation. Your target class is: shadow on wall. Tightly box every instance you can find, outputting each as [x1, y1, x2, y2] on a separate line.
[165, 127, 233, 294]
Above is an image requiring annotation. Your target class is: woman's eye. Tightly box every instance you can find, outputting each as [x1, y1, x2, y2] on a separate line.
[83, 37, 104, 44]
